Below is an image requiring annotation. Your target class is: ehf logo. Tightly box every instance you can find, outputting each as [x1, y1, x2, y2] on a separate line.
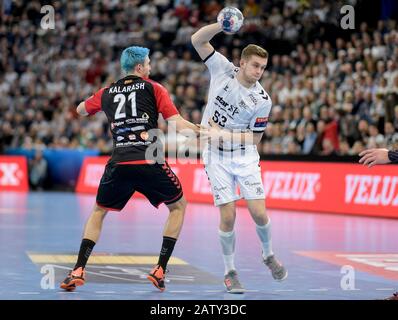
[239, 100, 248, 109]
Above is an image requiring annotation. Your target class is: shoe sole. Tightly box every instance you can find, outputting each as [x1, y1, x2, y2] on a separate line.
[60, 279, 85, 291]
[274, 270, 288, 282]
[224, 283, 245, 294]
[147, 275, 165, 292]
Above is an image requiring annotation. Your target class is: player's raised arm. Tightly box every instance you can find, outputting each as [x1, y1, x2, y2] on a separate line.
[191, 23, 222, 60]
[192, 7, 244, 60]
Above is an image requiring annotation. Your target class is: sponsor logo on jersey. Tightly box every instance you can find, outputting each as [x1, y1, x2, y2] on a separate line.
[126, 117, 148, 124]
[116, 136, 124, 141]
[216, 95, 229, 107]
[111, 121, 124, 129]
[128, 134, 136, 141]
[254, 117, 268, 128]
[115, 127, 130, 134]
[244, 181, 262, 187]
[115, 126, 145, 134]
[215, 96, 239, 117]
[140, 131, 149, 141]
[214, 186, 227, 192]
[142, 113, 149, 119]
[131, 125, 145, 131]
[248, 94, 258, 105]
[227, 104, 239, 116]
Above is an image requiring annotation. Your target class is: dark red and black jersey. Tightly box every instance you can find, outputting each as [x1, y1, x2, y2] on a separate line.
[84, 75, 178, 164]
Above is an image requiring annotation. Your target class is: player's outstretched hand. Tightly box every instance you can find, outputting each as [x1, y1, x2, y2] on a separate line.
[197, 119, 223, 141]
[358, 148, 391, 168]
[208, 119, 223, 138]
[197, 125, 210, 141]
[208, 119, 221, 130]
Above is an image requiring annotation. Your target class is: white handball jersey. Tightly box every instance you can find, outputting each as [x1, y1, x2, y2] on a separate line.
[201, 50, 272, 150]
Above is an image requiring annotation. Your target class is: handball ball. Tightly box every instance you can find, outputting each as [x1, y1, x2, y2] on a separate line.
[217, 7, 244, 34]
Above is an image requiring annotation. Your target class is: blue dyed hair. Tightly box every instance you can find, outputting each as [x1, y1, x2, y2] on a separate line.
[120, 46, 150, 73]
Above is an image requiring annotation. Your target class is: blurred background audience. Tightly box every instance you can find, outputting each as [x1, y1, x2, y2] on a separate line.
[1, 0, 398, 156]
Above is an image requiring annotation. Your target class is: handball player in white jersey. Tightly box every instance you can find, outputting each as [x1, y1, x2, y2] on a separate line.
[192, 22, 287, 293]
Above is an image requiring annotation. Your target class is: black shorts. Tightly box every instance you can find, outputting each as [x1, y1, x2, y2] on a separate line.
[96, 161, 183, 211]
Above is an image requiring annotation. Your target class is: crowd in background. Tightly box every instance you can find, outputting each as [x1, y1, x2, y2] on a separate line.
[1, 0, 398, 158]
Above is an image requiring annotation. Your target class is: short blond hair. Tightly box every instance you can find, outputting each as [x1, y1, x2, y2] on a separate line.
[241, 44, 268, 60]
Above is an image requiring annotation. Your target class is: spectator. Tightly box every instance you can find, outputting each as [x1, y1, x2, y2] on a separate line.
[29, 149, 48, 190]
[302, 122, 317, 154]
[0, 0, 397, 159]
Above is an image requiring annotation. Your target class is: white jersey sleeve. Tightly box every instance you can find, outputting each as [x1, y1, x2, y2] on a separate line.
[249, 99, 272, 132]
[204, 51, 236, 78]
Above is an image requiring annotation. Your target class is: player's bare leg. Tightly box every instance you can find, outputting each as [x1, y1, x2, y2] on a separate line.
[60, 205, 108, 291]
[147, 197, 187, 291]
[163, 197, 187, 238]
[247, 199, 287, 281]
[219, 201, 236, 232]
[83, 204, 108, 242]
[246, 199, 269, 225]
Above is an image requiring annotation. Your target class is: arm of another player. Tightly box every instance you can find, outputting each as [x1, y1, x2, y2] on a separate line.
[359, 148, 394, 167]
[147, 79, 202, 136]
[76, 102, 89, 116]
[166, 114, 201, 137]
[77, 87, 107, 117]
[191, 23, 223, 60]
[208, 119, 263, 145]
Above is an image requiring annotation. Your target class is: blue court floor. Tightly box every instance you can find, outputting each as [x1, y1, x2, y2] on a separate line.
[0, 191, 397, 300]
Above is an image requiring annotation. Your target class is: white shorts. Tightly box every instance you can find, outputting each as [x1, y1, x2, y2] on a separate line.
[203, 145, 265, 206]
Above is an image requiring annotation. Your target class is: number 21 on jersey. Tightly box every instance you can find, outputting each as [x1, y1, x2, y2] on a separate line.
[114, 92, 137, 119]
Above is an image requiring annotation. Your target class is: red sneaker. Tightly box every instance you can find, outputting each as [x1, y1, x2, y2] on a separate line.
[147, 265, 166, 292]
[60, 267, 86, 291]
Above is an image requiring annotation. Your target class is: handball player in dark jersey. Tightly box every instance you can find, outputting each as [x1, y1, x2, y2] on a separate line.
[60, 46, 203, 292]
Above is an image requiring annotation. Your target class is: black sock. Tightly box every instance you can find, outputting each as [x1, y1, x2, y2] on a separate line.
[74, 238, 96, 270]
[157, 236, 177, 271]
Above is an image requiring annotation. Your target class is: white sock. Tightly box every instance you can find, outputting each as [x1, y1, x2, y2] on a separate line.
[256, 220, 274, 259]
[218, 229, 236, 275]
[222, 254, 235, 275]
